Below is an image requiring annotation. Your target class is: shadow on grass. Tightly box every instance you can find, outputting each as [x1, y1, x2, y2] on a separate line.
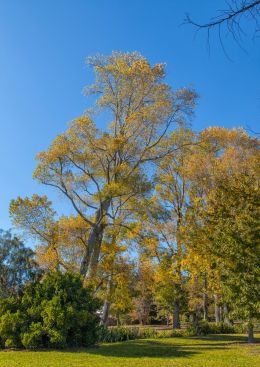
[85, 339, 199, 358]
[77, 335, 259, 358]
[70, 338, 234, 358]
[17, 335, 258, 359]
[191, 334, 260, 343]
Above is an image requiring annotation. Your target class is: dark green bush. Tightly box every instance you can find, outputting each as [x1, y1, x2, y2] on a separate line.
[187, 321, 235, 336]
[98, 326, 140, 342]
[0, 272, 101, 349]
[98, 326, 186, 343]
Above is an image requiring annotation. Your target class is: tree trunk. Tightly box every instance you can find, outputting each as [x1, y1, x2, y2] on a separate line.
[190, 312, 196, 325]
[173, 225, 182, 330]
[223, 303, 232, 326]
[80, 199, 111, 278]
[214, 294, 221, 323]
[101, 300, 111, 325]
[166, 314, 169, 326]
[248, 323, 254, 343]
[80, 224, 104, 277]
[202, 273, 208, 321]
[219, 305, 223, 322]
[173, 300, 181, 329]
[117, 314, 120, 326]
[100, 273, 113, 325]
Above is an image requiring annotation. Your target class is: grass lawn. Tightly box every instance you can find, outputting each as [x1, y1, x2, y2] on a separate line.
[0, 334, 259, 367]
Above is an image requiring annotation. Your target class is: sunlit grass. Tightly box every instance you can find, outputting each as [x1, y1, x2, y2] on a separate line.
[0, 334, 259, 367]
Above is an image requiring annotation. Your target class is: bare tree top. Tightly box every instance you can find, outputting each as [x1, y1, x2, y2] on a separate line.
[185, 1, 260, 54]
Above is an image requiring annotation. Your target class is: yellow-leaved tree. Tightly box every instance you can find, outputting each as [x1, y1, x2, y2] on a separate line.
[10, 52, 197, 280]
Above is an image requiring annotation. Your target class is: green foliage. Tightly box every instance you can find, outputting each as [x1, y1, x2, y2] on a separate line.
[186, 321, 235, 336]
[205, 175, 260, 325]
[0, 230, 40, 297]
[98, 326, 190, 343]
[98, 326, 140, 342]
[0, 272, 101, 349]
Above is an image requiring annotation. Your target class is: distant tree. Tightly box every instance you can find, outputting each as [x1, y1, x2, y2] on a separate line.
[0, 230, 40, 297]
[132, 255, 155, 325]
[109, 260, 134, 326]
[153, 128, 195, 328]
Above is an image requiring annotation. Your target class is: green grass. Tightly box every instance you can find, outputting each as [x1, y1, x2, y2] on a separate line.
[0, 334, 259, 367]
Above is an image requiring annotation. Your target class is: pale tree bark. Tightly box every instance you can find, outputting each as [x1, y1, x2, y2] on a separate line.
[248, 322, 254, 343]
[214, 294, 221, 323]
[172, 216, 183, 330]
[100, 273, 113, 325]
[202, 272, 209, 321]
[223, 303, 232, 326]
[173, 300, 181, 329]
[80, 199, 111, 278]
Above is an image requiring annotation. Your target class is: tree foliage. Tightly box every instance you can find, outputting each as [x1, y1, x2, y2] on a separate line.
[0, 230, 40, 298]
[10, 52, 197, 281]
[0, 272, 101, 348]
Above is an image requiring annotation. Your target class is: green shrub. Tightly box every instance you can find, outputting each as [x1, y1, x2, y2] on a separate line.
[98, 326, 140, 342]
[98, 326, 186, 343]
[212, 322, 235, 334]
[98, 321, 236, 344]
[186, 321, 235, 336]
[0, 272, 101, 349]
[21, 323, 46, 349]
[234, 323, 248, 333]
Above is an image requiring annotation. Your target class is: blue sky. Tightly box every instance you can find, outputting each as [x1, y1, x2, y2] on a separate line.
[0, 0, 259, 231]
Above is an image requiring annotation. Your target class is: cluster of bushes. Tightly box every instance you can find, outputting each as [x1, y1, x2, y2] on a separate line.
[98, 326, 162, 342]
[0, 272, 101, 349]
[186, 321, 235, 336]
[98, 322, 236, 343]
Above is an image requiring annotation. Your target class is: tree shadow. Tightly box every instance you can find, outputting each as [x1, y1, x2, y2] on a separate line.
[85, 339, 198, 358]
[82, 335, 260, 358]
[24, 334, 259, 358]
[191, 334, 260, 344]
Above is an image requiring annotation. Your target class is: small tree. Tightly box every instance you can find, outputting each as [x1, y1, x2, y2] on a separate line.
[0, 272, 101, 348]
[0, 230, 40, 297]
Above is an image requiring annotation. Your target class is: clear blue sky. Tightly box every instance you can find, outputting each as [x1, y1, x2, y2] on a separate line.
[0, 0, 259, 231]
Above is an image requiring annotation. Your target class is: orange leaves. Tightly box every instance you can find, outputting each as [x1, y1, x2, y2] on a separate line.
[36, 244, 60, 272]
[142, 236, 159, 256]
[126, 222, 142, 240]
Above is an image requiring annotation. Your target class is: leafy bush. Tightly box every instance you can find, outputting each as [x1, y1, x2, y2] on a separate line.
[186, 321, 235, 336]
[98, 321, 236, 344]
[0, 272, 101, 349]
[98, 326, 186, 343]
[98, 326, 140, 342]
[157, 329, 185, 338]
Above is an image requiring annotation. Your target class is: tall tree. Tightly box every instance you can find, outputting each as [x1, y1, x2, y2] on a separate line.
[186, 127, 260, 342]
[11, 52, 197, 280]
[149, 128, 195, 328]
[203, 173, 260, 342]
